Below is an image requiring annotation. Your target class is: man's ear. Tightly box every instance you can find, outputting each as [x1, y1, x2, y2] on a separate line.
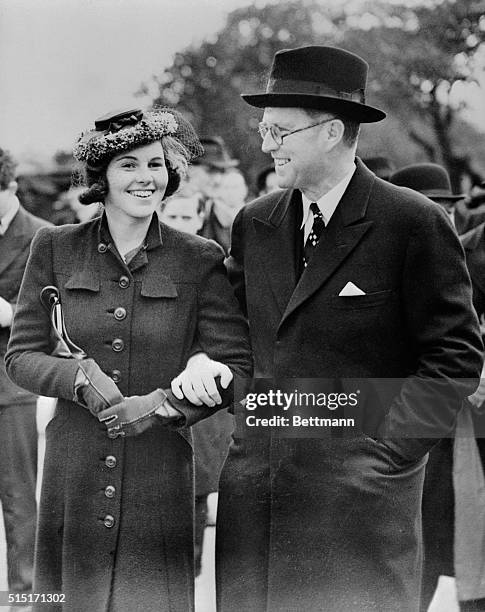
[7, 180, 18, 195]
[326, 119, 345, 148]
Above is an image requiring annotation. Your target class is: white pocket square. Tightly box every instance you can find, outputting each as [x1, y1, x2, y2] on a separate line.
[339, 282, 366, 297]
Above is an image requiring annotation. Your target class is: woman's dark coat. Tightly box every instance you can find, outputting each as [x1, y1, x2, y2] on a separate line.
[5, 213, 251, 612]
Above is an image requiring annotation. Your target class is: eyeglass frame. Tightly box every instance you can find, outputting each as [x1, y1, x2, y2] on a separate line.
[258, 117, 336, 145]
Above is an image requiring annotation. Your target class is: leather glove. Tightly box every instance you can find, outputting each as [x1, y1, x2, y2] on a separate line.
[97, 389, 183, 438]
[75, 359, 124, 416]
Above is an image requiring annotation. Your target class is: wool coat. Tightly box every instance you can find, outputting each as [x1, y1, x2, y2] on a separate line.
[5, 212, 251, 612]
[0, 205, 48, 405]
[216, 159, 483, 612]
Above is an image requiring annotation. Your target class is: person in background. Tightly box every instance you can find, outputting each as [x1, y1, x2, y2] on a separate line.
[0, 147, 50, 606]
[390, 163, 485, 235]
[390, 163, 466, 231]
[255, 164, 279, 197]
[193, 137, 242, 254]
[190, 45, 482, 611]
[390, 161, 485, 611]
[5, 108, 251, 612]
[362, 155, 395, 181]
[50, 186, 102, 225]
[159, 190, 235, 576]
[158, 192, 205, 235]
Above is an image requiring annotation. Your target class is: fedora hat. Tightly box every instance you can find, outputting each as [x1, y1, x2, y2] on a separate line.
[193, 136, 239, 170]
[389, 163, 465, 201]
[242, 45, 386, 123]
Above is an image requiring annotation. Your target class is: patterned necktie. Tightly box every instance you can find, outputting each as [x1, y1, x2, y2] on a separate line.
[303, 202, 325, 267]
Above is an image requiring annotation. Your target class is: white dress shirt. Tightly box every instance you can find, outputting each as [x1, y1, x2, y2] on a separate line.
[300, 163, 356, 242]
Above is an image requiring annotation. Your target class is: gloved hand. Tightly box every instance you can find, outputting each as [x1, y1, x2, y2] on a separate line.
[75, 359, 124, 415]
[97, 389, 183, 438]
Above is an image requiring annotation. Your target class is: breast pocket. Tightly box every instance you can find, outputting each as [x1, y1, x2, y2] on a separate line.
[329, 289, 394, 310]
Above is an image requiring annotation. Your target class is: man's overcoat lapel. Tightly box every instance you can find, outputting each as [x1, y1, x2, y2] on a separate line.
[251, 159, 376, 326]
[0, 207, 31, 276]
[252, 188, 300, 317]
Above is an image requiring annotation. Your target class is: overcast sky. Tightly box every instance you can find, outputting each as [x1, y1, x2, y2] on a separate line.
[0, 0, 253, 164]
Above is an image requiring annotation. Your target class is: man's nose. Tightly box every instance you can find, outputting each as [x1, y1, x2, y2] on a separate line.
[261, 131, 279, 154]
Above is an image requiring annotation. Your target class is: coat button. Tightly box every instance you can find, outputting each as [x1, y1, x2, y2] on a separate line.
[114, 307, 127, 321]
[104, 485, 116, 499]
[111, 369, 121, 383]
[105, 455, 117, 468]
[111, 338, 124, 352]
[103, 514, 115, 528]
[98, 243, 107, 253]
[119, 275, 130, 289]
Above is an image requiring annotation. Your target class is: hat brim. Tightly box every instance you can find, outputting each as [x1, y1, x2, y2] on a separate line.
[241, 93, 386, 123]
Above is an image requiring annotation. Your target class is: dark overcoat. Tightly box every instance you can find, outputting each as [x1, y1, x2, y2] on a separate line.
[216, 159, 483, 612]
[0, 205, 48, 405]
[5, 213, 251, 612]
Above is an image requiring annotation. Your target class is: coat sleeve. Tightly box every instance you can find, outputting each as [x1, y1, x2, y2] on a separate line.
[165, 239, 252, 427]
[5, 227, 80, 401]
[380, 204, 484, 460]
[225, 207, 248, 317]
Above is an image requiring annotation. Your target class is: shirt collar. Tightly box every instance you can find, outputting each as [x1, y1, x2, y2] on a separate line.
[0, 196, 20, 235]
[300, 162, 356, 229]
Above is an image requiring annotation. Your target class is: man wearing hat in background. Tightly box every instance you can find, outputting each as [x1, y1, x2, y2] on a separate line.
[212, 45, 483, 612]
[390, 162, 469, 232]
[0, 147, 49, 604]
[187, 135, 243, 254]
[390, 162, 485, 610]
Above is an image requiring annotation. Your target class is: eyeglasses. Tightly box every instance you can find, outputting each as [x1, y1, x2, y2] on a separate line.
[258, 118, 335, 145]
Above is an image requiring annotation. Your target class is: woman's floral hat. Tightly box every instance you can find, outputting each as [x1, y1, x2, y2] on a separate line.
[73, 107, 203, 164]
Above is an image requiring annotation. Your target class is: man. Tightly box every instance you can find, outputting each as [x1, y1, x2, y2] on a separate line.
[390, 162, 467, 231]
[0, 147, 49, 600]
[213, 46, 483, 612]
[193, 136, 242, 254]
[0, 149, 47, 594]
[390, 162, 485, 610]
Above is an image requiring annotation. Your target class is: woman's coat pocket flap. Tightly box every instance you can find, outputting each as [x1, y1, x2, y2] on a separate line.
[64, 272, 100, 292]
[141, 274, 178, 298]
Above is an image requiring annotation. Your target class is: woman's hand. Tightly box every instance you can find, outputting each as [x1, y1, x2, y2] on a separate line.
[468, 364, 485, 413]
[97, 389, 183, 437]
[75, 359, 124, 415]
[171, 352, 233, 407]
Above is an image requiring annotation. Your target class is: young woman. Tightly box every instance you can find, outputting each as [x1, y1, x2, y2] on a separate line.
[6, 107, 251, 612]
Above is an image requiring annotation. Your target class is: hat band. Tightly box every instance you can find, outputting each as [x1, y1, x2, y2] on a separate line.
[267, 78, 366, 104]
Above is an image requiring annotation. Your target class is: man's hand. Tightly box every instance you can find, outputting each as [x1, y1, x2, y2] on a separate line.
[171, 352, 233, 407]
[97, 389, 182, 438]
[0, 296, 13, 328]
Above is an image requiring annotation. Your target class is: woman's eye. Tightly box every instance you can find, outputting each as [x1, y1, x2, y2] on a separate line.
[121, 162, 136, 169]
[150, 162, 165, 169]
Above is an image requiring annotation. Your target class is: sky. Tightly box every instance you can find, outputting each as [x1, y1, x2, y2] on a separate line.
[0, 0, 255, 167]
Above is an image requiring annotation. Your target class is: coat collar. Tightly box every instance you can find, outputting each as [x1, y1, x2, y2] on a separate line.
[252, 158, 375, 322]
[65, 212, 176, 298]
[0, 206, 36, 276]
